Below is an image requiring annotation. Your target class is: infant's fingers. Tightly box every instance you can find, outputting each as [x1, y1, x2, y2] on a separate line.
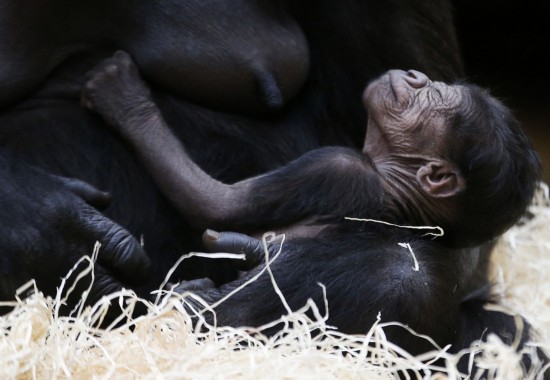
[112, 50, 136, 71]
[202, 229, 264, 269]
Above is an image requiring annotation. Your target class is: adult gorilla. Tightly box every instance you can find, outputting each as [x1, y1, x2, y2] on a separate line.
[0, 0, 462, 300]
[2, 1, 542, 373]
[0, 1, 311, 113]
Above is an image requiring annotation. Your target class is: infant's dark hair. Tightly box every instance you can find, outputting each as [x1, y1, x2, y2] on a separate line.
[444, 84, 541, 246]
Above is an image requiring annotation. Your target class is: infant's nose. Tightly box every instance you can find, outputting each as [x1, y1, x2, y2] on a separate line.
[403, 70, 429, 88]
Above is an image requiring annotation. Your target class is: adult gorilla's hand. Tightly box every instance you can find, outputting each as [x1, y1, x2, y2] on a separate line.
[0, 153, 151, 310]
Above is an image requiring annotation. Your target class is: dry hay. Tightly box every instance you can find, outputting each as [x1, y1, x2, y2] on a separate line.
[1, 187, 550, 379]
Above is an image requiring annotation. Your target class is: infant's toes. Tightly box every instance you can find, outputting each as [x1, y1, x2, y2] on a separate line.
[81, 83, 97, 109]
[113, 50, 133, 67]
[103, 63, 119, 77]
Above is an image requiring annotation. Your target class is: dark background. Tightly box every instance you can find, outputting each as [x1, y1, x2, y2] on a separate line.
[453, 0, 550, 181]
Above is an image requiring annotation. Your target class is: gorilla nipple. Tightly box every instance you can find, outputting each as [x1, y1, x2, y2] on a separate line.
[255, 68, 284, 109]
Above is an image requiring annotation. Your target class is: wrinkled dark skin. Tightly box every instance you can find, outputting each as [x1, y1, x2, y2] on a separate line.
[0, 152, 150, 314]
[1, 1, 547, 376]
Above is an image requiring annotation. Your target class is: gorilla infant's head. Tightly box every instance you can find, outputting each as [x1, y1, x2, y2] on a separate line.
[363, 70, 541, 246]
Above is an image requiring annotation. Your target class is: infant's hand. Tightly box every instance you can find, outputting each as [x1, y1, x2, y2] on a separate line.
[81, 51, 155, 128]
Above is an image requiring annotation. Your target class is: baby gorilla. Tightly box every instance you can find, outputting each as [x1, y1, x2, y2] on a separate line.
[82, 51, 540, 249]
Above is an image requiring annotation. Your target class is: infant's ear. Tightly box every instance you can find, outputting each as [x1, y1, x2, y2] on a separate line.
[416, 161, 465, 198]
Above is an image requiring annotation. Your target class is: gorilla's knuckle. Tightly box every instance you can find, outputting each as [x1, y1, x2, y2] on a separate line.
[92, 272, 121, 297]
[107, 228, 141, 260]
[83, 81, 96, 92]
[80, 204, 102, 221]
[109, 238, 132, 263]
[104, 224, 129, 249]
[121, 57, 133, 69]
[114, 50, 130, 61]
[104, 64, 119, 76]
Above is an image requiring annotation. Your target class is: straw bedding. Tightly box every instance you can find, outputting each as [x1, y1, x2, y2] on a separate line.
[1, 186, 549, 379]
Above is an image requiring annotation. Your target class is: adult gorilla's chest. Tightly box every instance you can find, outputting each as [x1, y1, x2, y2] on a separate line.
[0, 0, 309, 116]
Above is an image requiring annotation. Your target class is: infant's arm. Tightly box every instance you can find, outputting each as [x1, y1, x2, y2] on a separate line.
[82, 51, 250, 229]
[81, 51, 381, 233]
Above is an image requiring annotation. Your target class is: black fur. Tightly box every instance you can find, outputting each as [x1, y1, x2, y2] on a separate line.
[0, 1, 546, 376]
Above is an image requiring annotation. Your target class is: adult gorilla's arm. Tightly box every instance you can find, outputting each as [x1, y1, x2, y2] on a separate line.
[0, 150, 151, 312]
[178, 228, 469, 351]
[183, 230, 548, 378]
[180, 230, 549, 375]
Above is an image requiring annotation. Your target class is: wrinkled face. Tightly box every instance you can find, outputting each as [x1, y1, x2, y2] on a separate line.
[362, 70, 463, 160]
